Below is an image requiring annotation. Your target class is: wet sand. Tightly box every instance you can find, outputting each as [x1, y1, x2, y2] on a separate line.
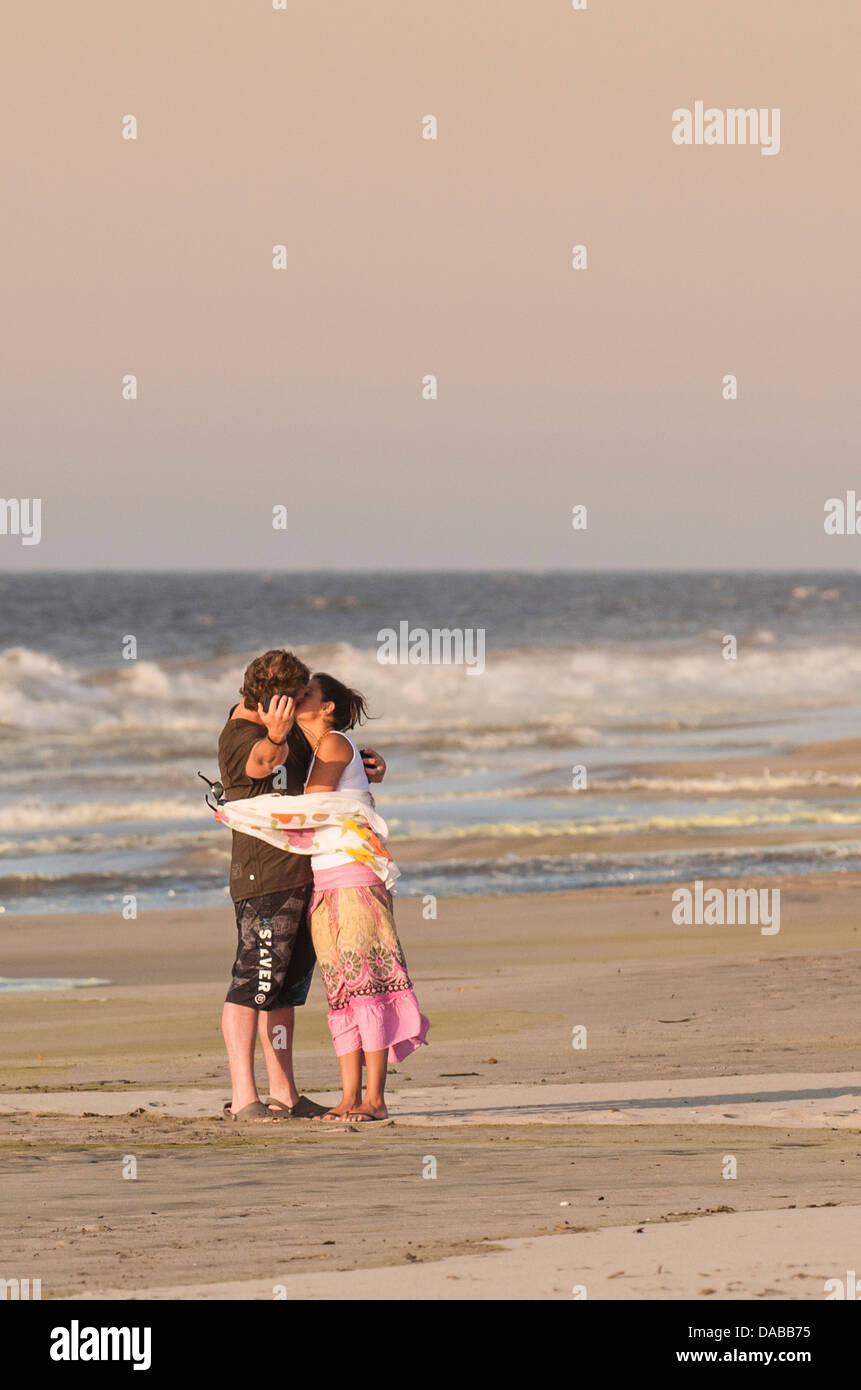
[2, 857, 861, 1298]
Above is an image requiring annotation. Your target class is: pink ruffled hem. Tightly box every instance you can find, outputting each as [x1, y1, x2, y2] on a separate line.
[328, 988, 430, 1063]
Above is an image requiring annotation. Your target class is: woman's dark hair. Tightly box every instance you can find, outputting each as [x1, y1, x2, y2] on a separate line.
[314, 672, 372, 730]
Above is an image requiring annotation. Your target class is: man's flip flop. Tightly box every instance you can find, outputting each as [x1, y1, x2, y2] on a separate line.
[346, 1111, 391, 1124]
[222, 1101, 282, 1123]
[265, 1095, 329, 1119]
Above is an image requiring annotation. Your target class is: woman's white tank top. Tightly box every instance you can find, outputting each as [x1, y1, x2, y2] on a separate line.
[304, 730, 370, 870]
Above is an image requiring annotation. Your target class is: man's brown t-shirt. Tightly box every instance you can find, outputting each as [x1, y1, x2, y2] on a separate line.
[218, 709, 313, 902]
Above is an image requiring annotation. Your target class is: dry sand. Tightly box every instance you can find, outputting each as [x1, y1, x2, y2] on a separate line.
[65, 1207, 861, 1302]
[2, 853, 861, 1299]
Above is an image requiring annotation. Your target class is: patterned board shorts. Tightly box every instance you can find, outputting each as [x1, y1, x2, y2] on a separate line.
[225, 883, 316, 1011]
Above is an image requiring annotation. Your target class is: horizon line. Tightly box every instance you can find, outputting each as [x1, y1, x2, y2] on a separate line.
[2, 566, 860, 578]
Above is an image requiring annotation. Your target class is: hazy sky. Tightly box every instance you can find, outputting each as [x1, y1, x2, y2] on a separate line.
[2, 1, 860, 570]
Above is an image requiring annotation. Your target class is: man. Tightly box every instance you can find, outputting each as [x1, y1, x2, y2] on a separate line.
[218, 648, 386, 1121]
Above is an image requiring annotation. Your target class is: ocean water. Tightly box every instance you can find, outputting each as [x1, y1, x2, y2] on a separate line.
[1, 570, 860, 914]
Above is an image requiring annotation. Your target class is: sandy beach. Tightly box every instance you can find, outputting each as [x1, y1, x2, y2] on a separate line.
[3, 775, 861, 1299]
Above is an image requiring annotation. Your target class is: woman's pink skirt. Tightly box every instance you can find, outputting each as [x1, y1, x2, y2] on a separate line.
[328, 989, 430, 1062]
[309, 869, 430, 1063]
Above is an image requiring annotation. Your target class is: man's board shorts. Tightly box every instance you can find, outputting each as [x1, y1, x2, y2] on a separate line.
[225, 883, 316, 1010]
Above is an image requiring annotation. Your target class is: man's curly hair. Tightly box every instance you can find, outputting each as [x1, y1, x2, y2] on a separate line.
[239, 649, 310, 711]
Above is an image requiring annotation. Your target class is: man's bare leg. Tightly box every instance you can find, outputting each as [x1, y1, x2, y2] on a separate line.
[258, 1006, 301, 1109]
[221, 1002, 260, 1112]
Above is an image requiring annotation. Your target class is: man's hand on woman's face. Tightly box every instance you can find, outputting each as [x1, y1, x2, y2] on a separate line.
[258, 695, 295, 744]
[361, 748, 386, 782]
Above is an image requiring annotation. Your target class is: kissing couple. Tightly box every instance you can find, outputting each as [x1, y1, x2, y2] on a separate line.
[215, 648, 429, 1123]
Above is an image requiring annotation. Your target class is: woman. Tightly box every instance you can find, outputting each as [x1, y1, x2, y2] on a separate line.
[295, 671, 429, 1121]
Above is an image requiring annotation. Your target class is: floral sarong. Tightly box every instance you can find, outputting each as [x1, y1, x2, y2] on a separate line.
[310, 881, 430, 1062]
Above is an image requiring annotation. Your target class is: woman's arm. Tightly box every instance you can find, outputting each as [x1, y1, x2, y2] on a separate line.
[304, 731, 353, 793]
[360, 748, 386, 782]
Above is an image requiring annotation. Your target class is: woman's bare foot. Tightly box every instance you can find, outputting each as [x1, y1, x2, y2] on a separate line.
[316, 1096, 360, 1122]
[346, 1100, 388, 1122]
